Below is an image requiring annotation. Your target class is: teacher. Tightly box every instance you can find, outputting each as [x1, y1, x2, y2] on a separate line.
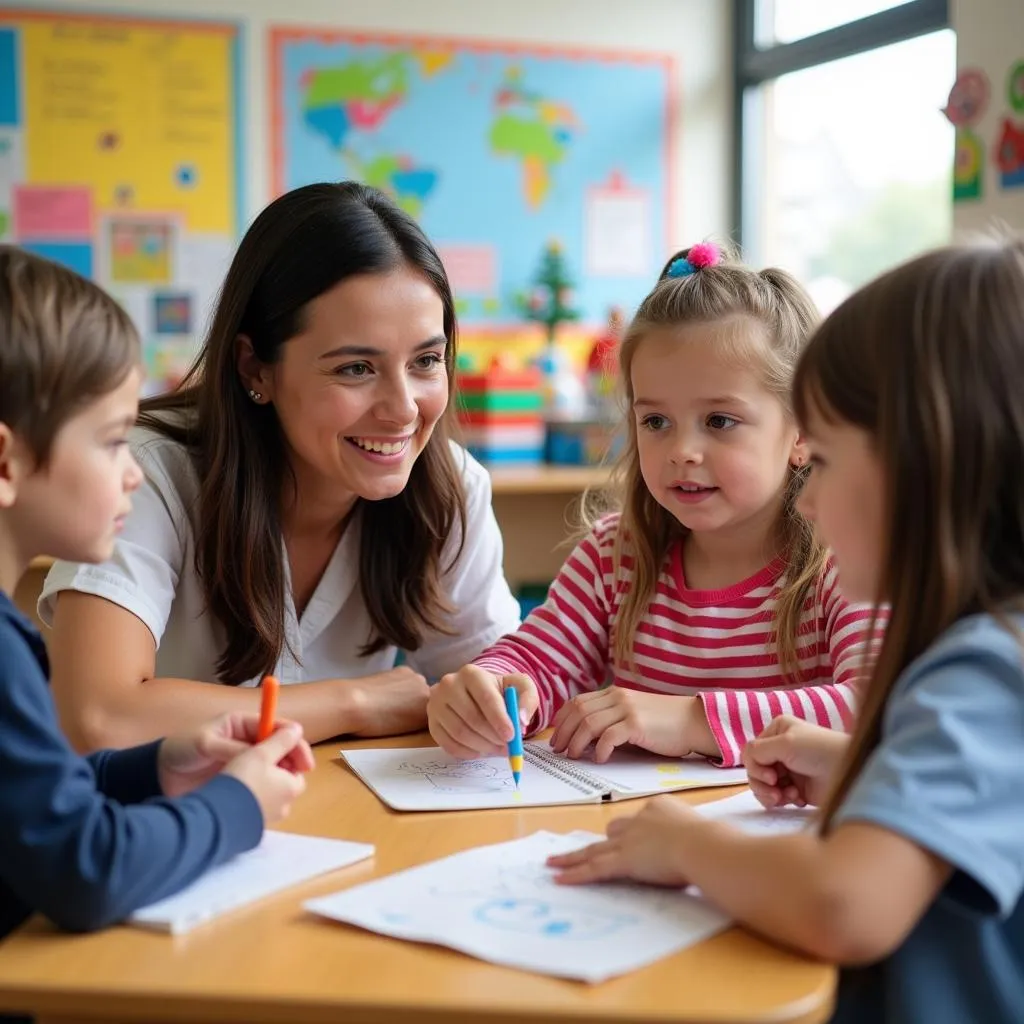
[41, 181, 521, 750]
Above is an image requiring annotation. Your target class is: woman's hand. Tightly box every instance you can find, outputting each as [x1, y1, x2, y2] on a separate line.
[344, 667, 431, 737]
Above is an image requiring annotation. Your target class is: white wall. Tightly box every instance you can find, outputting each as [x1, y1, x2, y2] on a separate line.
[952, 0, 1024, 235]
[48, 0, 732, 248]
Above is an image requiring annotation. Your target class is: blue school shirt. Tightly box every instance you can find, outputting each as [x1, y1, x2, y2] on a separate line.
[832, 613, 1024, 1023]
[0, 591, 262, 938]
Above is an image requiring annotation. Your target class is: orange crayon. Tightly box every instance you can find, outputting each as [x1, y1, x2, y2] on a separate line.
[257, 675, 280, 741]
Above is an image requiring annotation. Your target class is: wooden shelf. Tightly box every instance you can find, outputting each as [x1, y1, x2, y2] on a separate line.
[488, 464, 613, 495]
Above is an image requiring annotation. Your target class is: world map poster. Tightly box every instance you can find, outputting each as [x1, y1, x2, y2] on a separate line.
[270, 28, 674, 325]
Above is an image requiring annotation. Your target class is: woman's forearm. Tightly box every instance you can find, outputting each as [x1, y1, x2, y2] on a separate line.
[63, 675, 362, 752]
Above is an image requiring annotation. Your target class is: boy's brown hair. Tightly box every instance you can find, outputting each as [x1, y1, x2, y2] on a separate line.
[0, 245, 140, 464]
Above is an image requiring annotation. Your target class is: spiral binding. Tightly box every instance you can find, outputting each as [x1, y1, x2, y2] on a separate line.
[523, 743, 607, 796]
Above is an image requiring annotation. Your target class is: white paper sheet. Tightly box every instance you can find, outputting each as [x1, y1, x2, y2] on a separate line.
[305, 830, 730, 982]
[696, 789, 816, 835]
[129, 831, 374, 935]
[584, 187, 652, 277]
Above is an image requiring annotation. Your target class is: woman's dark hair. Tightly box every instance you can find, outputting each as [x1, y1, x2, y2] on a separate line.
[140, 182, 466, 684]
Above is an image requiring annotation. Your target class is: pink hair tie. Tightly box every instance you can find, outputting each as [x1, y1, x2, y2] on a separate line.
[665, 242, 721, 278]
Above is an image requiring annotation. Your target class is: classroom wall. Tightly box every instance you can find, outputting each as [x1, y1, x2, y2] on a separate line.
[952, 0, 1024, 234]
[44, 0, 732, 249]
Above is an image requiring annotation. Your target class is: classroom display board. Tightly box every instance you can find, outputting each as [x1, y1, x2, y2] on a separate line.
[0, 9, 242, 389]
[270, 27, 674, 326]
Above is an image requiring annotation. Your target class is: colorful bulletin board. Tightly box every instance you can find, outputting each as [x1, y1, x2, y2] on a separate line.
[0, 8, 242, 391]
[270, 28, 674, 329]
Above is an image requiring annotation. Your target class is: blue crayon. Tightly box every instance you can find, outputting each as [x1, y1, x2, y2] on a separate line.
[504, 685, 524, 789]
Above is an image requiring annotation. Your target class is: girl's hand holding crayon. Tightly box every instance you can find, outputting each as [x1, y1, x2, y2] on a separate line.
[547, 797, 701, 887]
[428, 665, 540, 759]
[742, 715, 849, 809]
[549, 689, 716, 763]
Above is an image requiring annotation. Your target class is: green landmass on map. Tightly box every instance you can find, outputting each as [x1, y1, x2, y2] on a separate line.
[488, 71, 578, 210]
[301, 52, 439, 217]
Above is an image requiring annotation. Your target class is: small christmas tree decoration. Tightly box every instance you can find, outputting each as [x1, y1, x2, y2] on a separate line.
[517, 240, 581, 344]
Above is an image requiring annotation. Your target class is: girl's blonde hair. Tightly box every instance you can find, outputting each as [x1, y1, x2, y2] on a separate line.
[591, 244, 825, 676]
[793, 235, 1024, 830]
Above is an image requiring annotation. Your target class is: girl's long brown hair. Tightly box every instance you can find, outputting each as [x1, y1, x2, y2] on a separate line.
[594, 246, 826, 677]
[793, 237, 1024, 829]
[140, 182, 466, 684]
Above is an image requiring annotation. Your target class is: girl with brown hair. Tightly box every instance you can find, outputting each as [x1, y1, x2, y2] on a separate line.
[548, 236, 1024, 1024]
[41, 182, 520, 750]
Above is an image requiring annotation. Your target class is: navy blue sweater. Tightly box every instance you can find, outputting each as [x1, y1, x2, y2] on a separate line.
[0, 591, 262, 938]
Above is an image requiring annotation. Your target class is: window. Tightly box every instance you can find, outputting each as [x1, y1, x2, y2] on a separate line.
[736, 0, 953, 311]
[757, 0, 919, 45]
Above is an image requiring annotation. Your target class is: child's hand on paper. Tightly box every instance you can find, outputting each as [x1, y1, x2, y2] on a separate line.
[743, 715, 848, 809]
[428, 665, 539, 759]
[158, 713, 314, 799]
[547, 797, 699, 886]
[549, 690, 717, 762]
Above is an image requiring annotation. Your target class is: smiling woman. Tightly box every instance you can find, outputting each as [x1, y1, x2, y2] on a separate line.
[38, 182, 522, 752]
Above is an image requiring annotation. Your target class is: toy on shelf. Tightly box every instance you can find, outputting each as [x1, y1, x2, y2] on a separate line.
[545, 417, 624, 467]
[456, 355, 545, 466]
[533, 341, 588, 422]
[586, 305, 624, 421]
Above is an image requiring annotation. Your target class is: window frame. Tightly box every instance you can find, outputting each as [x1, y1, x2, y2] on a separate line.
[732, 0, 951, 252]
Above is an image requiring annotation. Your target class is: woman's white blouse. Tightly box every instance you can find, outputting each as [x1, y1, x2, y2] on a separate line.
[39, 429, 522, 687]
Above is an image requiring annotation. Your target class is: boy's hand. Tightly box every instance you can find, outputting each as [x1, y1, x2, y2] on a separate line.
[549, 690, 716, 762]
[158, 712, 314, 798]
[222, 725, 312, 825]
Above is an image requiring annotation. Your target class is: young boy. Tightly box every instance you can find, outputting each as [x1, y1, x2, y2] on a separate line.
[0, 245, 314, 940]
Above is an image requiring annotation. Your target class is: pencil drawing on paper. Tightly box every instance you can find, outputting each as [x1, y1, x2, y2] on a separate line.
[394, 758, 515, 795]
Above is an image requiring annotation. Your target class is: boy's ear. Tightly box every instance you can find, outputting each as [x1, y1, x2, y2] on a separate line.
[0, 423, 31, 509]
[235, 334, 273, 404]
[790, 432, 809, 468]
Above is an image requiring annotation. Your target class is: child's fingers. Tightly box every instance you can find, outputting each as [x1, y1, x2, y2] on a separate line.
[446, 684, 507, 749]
[744, 759, 779, 786]
[432, 718, 495, 760]
[464, 670, 515, 743]
[549, 845, 623, 885]
[749, 780, 782, 808]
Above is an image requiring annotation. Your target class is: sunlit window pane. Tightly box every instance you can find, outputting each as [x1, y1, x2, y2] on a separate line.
[752, 29, 955, 311]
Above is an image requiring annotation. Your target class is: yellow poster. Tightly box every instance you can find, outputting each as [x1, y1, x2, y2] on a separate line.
[18, 12, 237, 235]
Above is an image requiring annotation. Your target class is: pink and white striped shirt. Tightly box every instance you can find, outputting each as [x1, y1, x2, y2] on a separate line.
[474, 515, 879, 766]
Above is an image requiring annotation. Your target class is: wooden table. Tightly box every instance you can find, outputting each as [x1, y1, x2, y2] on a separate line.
[0, 735, 835, 1024]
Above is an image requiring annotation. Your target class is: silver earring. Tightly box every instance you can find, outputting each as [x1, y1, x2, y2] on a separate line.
[248, 389, 263, 402]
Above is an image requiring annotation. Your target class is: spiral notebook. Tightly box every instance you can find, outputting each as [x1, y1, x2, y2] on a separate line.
[340, 742, 748, 812]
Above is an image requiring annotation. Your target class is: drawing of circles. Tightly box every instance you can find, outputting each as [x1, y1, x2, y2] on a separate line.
[473, 898, 632, 938]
